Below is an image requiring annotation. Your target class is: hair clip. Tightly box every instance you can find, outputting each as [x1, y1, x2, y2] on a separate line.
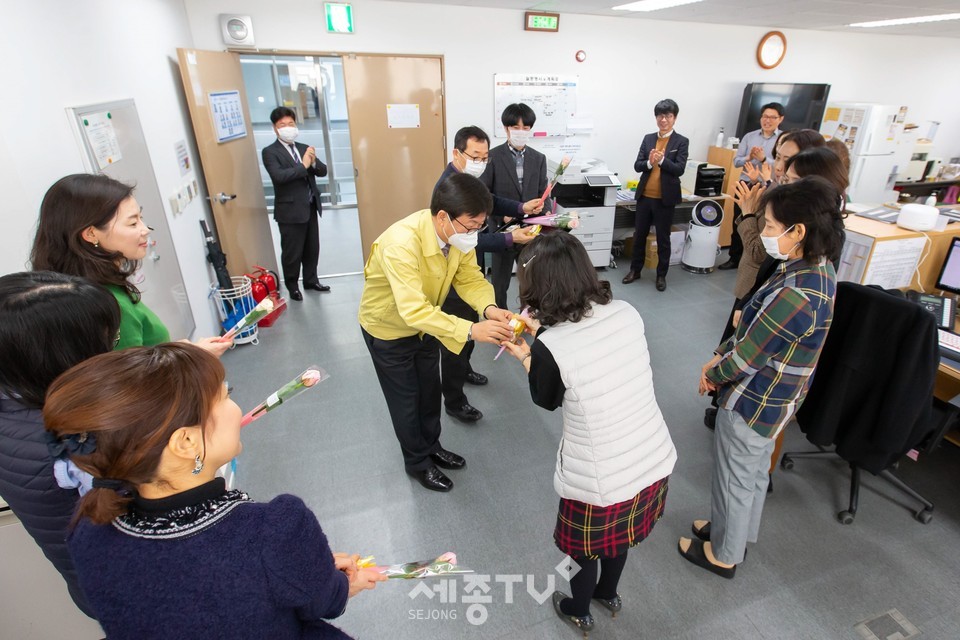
[522, 254, 536, 268]
[45, 431, 97, 460]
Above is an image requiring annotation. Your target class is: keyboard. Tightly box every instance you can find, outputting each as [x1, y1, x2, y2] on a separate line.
[938, 329, 960, 360]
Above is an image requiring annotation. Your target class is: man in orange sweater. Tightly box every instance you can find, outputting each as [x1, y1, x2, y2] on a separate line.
[623, 99, 689, 292]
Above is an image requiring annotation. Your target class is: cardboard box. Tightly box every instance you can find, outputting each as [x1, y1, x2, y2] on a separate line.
[644, 226, 688, 269]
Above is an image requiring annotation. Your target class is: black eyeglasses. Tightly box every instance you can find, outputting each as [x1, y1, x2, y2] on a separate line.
[450, 216, 487, 235]
[113, 331, 121, 348]
[457, 149, 488, 164]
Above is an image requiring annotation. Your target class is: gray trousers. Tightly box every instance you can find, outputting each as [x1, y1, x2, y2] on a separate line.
[711, 408, 776, 564]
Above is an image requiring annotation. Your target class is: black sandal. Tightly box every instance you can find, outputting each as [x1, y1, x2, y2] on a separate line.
[691, 521, 711, 542]
[677, 538, 736, 579]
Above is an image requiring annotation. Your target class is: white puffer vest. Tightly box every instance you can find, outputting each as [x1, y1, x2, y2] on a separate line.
[538, 300, 677, 507]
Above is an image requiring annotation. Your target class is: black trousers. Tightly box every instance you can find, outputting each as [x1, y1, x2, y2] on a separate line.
[362, 328, 443, 472]
[629, 196, 674, 277]
[277, 204, 320, 291]
[440, 291, 478, 409]
[491, 245, 520, 310]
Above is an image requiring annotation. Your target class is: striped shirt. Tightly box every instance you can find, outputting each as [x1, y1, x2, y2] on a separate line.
[509, 144, 524, 186]
[707, 257, 836, 438]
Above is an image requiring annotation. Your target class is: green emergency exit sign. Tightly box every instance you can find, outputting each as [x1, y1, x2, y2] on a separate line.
[325, 3, 355, 34]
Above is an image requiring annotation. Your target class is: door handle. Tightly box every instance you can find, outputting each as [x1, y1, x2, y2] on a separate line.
[206, 192, 237, 204]
[354, 167, 359, 178]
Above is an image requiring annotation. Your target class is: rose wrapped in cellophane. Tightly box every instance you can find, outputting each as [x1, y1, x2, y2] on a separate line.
[521, 211, 580, 230]
[240, 366, 329, 427]
[365, 552, 473, 579]
[220, 296, 287, 341]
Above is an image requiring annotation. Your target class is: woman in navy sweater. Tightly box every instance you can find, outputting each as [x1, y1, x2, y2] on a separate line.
[44, 343, 384, 639]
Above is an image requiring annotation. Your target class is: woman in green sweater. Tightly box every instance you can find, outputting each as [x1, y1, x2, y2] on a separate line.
[30, 174, 230, 356]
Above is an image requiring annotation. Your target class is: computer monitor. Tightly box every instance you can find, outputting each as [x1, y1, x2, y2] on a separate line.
[935, 236, 960, 294]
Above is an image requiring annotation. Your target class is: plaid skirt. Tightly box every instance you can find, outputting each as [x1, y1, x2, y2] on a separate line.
[554, 476, 669, 559]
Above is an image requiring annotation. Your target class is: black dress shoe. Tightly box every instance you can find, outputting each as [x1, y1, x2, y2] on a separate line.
[408, 465, 453, 492]
[304, 282, 331, 292]
[445, 403, 482, 422]
[289, 290, 303, 302]
[430, 448, 466, 470]
[622, 270, 640, 284]
[656, 276, 667, 292]
[465, 371, 488, 386]
[717, 258, 739, 270]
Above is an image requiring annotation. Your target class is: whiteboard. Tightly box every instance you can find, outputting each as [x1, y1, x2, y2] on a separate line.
[493, 73, 578, 138]
[69, 99, 196, 340]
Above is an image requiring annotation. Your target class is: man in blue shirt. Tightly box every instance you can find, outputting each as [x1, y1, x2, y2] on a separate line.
[718, 102, 784, 270]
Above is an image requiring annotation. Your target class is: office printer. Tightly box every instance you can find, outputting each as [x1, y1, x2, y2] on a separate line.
[550, 158, 618, 268]
[680, 161, 725, 197]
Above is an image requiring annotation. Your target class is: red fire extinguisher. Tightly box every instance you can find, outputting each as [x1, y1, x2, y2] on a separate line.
[244, 265, 280, 303]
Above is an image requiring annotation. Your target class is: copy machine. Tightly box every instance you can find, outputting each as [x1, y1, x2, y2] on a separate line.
[551, 158, 619, 268]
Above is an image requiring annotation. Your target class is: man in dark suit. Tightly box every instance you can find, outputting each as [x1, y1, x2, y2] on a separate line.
[262, 106, 329, 301]
[481, 103, 550, 310]
[623, 99, 689, 292]
[435, 125, 539, 424]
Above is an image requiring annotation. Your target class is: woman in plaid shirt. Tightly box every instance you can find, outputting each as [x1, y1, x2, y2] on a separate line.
[679, 176, 844, 579]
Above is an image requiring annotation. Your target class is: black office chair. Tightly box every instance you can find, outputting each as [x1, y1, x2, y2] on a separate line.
[780, 282, 940, 525]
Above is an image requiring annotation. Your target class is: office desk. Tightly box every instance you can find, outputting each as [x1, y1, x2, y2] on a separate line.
[842, 215, 960, 292]
[614, 195, 732, 230]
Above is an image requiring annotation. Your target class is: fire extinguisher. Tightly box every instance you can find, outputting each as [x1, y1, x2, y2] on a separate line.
[252, 265, 279, 295]
[244, 265, 280, 303]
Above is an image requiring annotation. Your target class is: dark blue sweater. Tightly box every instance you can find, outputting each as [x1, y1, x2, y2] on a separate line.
[68, 479, 352, 639]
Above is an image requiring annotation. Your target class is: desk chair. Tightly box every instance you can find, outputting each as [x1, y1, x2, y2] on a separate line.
[780, 282, 939, 525]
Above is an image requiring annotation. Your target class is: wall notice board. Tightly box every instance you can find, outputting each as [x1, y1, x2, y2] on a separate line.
[493, 73, 578, 138]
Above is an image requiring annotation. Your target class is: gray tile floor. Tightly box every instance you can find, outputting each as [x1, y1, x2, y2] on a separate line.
[221, 257, 960, 640]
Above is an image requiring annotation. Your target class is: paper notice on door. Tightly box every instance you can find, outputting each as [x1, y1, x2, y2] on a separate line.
[862, 236, 927, 289]
[82, 111, 122, 169]
[386, 104, 420, 128]
[209, 90, 247, 143]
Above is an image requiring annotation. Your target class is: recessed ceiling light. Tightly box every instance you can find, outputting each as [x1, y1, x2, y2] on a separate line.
[849, 13, 960, 28]
[612, 0, 705, 12]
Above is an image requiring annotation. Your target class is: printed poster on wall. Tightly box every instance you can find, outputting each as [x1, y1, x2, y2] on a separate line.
[82, 111, 123, 169]
[210, 90, 247, 143]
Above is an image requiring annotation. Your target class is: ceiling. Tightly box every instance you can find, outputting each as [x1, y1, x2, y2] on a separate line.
[382, 0, 960, 37]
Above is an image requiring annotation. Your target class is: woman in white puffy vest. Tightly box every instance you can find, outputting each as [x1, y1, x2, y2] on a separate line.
[502, 231, 677, 637]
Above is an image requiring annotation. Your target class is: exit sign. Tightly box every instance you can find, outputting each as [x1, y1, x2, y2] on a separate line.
[325, 3, 354, 34]
[524, 11, 560, 32]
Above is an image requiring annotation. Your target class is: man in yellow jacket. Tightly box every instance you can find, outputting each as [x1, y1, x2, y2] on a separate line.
[359, 173, 514, 492]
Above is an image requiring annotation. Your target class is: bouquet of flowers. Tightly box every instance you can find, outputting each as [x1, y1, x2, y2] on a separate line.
[220, 296, 286, 341]
[520, 211, 580, 230]
[240, 366, 329, 427]
[361, 552, 473, 579]
[495, 307, 531, 360]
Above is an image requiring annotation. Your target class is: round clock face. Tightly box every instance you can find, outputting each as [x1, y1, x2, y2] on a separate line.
[227, 18, 249, 41]
[757, 31, 786, 69]
[575, 50, 586, 63]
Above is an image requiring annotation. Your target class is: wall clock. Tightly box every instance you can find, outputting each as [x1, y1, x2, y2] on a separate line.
[757, 31, 786, 69]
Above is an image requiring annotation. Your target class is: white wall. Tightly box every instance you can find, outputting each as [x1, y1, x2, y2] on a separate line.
[0, 0, 221, 338]
[184, 0, 960, 178]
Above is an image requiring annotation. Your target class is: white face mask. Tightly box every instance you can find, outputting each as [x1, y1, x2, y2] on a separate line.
[761, 225, 796, 260]
[508, 128, 531, 148]
[460, 155, 487, 178]
[444, 215, 480, 254]
[277, 126, 299, 144]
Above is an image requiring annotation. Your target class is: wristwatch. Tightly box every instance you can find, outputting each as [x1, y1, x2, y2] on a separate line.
[467, 324, 473, 341]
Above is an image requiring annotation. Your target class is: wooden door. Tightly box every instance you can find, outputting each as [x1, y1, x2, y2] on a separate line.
[176, 49, 278, 276]
[342, 55, 445, 260]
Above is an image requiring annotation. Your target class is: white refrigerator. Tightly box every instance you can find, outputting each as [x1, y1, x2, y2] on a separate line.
[820, 102, 908, 205]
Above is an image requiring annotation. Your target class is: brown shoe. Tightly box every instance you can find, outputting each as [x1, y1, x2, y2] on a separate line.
[622, 270, 640, 284]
